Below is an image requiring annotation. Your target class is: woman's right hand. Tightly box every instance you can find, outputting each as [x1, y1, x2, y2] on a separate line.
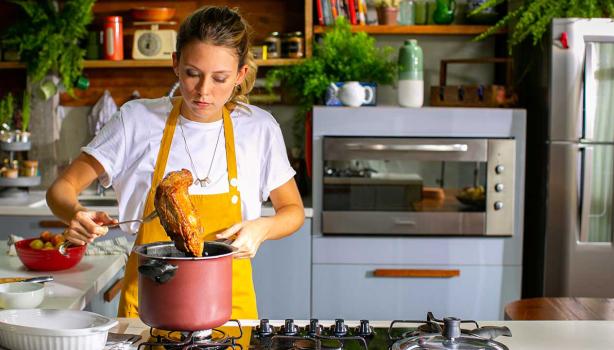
[63, 210, 118, 245]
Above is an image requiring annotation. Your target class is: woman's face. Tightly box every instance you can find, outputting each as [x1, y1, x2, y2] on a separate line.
[173, 40, 248, 122]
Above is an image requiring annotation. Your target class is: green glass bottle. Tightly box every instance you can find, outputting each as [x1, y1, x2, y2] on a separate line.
[398, 39, 424, 107]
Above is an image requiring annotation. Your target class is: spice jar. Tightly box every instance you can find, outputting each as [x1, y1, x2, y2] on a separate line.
[20, 160, 38, 177]
[282, 31, 304, 58]
[264, 32, 281, 58]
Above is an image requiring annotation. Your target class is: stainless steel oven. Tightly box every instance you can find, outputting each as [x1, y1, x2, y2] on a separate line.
[321, 137, 515, 236]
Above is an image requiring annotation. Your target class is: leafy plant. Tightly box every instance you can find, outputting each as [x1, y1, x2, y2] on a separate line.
[2, 0, 95, 94]
[471, 0, 614, 52]
[266, 17, 397, 144]
[21, 90, 31, 132]
[0, 93, 15, 129]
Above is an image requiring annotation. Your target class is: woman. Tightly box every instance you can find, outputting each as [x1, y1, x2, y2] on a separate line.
[46, 6, 304, 322]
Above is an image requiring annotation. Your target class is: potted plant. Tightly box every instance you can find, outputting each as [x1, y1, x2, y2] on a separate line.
[374, 0, 401, 25]
[2, 0, 95, 97]
[266, 17, 397, 145]
[0, 93, 15, 143]
[470, 0, 614, 52]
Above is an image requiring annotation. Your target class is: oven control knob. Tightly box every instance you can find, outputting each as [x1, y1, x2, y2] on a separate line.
[495, 165, 505, 174]
[256, 319, 274, 337]
[357, 319, 373, 337]
[495, 183, 504, 192]
[282, 319, 299, 336]
[494, 201, 504, 210]
[307, 318, 323, 336]
[332, 319, 348, 337]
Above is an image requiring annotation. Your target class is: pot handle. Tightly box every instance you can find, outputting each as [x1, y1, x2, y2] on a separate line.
[138, 259, 178, 284]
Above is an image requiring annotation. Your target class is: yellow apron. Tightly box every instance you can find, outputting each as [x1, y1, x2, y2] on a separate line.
[118, 98, 258, 331]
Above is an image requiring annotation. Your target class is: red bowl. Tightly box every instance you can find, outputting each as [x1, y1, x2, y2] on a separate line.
[15, 238, 86, 271]
[131, 7, 176, 22]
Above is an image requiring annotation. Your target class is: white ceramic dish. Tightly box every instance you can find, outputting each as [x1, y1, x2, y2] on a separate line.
[0, 309, 118, 350]
[0, 282, 44, 309]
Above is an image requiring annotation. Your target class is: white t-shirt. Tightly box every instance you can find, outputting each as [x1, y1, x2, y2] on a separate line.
[82, 97, 296, 233]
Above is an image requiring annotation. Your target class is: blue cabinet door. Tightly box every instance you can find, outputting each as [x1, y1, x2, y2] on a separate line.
[252, 219, 311, 319]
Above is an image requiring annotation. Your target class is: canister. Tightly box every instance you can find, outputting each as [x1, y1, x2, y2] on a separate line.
[103, 16, 123, 60]
[398, 39, 424, 107]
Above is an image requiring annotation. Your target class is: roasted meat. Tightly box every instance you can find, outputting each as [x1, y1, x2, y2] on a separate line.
[154, 169, 204, 257]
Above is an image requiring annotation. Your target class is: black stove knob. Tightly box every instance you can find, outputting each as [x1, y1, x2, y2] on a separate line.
[356, 320, 373, 337]
[282, 319, 299, 336]
[332, 319, 348, 337]
[256, 319, 274, 337]
[307, 318, 323, 336]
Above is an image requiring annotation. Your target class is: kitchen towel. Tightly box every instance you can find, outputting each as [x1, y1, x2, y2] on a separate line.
[88, 89, 118, 136]
[6, 234, 133, 258]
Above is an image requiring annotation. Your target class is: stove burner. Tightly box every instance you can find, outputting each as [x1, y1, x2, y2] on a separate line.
[137, 319, 243, 350]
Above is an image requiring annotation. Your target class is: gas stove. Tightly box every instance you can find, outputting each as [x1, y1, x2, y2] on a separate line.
[136, 312, 511, 350]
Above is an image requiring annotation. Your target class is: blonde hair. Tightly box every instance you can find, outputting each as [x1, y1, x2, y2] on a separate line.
[176, 6, 257, 110]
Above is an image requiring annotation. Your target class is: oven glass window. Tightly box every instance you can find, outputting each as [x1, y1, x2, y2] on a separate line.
[323, 159, 487, 212]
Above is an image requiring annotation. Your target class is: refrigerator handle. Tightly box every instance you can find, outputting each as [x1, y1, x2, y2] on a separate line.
[584, 42, 597, 141]
[579, 145, 594, 242]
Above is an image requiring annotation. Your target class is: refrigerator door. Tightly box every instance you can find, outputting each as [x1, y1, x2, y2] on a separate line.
[545, 142, 614, 297]
[550, 19, 614, 142]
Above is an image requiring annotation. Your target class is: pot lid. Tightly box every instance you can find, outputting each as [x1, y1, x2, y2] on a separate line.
[392, 334, 509, 350]
[391, 315, 510, 350]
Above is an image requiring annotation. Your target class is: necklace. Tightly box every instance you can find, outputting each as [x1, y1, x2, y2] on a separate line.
[178, 115, 224, 187]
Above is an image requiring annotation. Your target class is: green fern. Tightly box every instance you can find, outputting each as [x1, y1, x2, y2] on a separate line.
[2, 0, 95, 94]
[472, 0, 614, 52]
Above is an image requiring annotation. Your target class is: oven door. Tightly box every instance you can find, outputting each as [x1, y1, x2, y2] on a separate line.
[322, 137, 515, 236]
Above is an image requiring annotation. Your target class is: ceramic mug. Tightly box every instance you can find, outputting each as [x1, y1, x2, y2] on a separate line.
[329, 81, 374, 107]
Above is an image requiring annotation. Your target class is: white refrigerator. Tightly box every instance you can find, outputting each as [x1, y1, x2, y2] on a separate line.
[544, 18, 614, 297]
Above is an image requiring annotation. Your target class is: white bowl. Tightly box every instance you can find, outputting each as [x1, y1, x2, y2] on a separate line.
[0, 282, 45, 309]
[0, 309, 118, 350]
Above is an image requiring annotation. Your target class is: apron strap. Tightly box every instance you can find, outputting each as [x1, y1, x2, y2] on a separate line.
[150, 97, 182, 193]
[222, 107, 240, 199]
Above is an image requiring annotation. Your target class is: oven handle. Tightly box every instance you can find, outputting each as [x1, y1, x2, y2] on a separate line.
[373, 269, 461, 278]
[345, 143, 468, 152]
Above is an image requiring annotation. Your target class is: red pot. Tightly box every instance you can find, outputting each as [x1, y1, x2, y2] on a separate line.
[135, 241, 236, 331]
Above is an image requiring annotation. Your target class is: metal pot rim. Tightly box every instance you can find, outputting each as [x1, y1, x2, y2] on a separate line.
[133, 241, 236, 260]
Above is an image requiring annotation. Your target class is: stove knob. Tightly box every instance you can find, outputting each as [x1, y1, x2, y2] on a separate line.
[494, 201, 504, 210]
[332, 319, 348, 337]
[443, 317, 461, 340]
[307, 318, 323, 336]
[356, 320, 373, 337]
[282, 319, 299, 336]
[494, 183, 504, 192]
[495, 165, 505, 174]
[256, 319, 274, 337]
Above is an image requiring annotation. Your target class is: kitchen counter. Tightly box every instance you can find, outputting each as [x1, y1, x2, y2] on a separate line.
[110, 318, 614, 349]
[0, 191, 313, 217]
[0, 241, 126, 310]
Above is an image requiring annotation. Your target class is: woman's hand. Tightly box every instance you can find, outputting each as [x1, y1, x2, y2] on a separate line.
[216, 217, 274, 259]
[63, 210, 118, 245]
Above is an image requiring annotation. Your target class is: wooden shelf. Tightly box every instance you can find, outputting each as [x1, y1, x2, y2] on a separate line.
[0, 58, 305, 70]
[314, 24, 503, 35]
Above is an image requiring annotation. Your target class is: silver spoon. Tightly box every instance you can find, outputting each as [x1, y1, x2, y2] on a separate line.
[58, 210, 158, 256]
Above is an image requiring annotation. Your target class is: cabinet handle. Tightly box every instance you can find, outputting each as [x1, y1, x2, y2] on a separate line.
[39, 220, 67, 228]
[103, 278, 123, 302]
[373, 269, 460, 278]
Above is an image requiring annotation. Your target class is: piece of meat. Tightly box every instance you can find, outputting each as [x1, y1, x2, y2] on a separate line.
[154, 169, 204, 257]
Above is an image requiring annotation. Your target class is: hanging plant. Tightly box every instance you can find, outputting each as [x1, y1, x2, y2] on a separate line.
[2, 0, 95, 95]
[471, 0, 614, 52]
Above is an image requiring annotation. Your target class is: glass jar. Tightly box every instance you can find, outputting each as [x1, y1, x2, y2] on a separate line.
[264, 32, 282, 58]
[282, 31, 304, 58]
[20, 160, 38, 177]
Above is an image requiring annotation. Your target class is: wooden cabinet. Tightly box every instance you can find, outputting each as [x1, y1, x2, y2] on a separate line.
[252, 219, 311, 319]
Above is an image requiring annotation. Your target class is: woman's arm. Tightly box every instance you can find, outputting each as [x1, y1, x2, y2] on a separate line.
[217, 177, 304, 258]
[46, 152, 117, 245]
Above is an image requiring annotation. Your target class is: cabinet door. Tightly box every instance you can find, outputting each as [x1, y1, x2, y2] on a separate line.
[252, 219, 311, 319]
[312, 264, 520, 320]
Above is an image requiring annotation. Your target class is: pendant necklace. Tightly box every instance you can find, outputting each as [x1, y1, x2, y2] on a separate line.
[178, 114, 224, 187]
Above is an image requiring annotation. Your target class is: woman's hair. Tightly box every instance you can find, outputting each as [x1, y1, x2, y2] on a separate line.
[176, 6, 257, 109]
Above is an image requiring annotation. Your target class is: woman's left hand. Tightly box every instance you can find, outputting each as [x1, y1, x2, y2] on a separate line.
[216, 217, 273, 259]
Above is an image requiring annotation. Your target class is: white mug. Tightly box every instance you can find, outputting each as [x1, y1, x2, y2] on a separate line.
[330, 81, 374, 107]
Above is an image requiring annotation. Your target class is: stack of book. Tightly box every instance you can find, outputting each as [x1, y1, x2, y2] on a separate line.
[316, 0, 376, 26]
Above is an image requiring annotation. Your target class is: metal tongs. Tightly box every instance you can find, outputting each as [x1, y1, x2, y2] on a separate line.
[58, 210, 158, 256]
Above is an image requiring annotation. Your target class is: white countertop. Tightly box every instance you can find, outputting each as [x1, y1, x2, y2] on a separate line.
[111, 318, 614, 349]
[0, 241, 126, 310]
[0, 191, 313, 217]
